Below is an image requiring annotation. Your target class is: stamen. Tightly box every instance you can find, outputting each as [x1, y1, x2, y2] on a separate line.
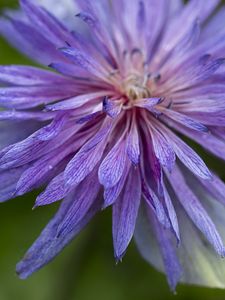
[152, 72, 161, 83]
[131, 48, 143, 57]
[122, 73, 151, 101]
[130, 48, 146, 72]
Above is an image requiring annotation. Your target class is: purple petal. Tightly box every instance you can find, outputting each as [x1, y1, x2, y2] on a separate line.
[0, 111, 53, 122]
[65, 118, 113, 187]
[162, 182, 180, 242]
[46, 91, 108, 111]
[0, 17, 52, 64]
[0, 166, 27, 202]
[167, 56, 225, 91]
[136, 1, 146, 34]
[15, 142, 72, 196]
[20, 0, 75, 47]
[103, 97, 122, 118]
[134, 204, 182, 291]
[60, 47, 108, 79]
[0, 65, 73, 86]
[57, 169, 100, 237]
[16, 191, 102, 279]
[0, 120, 40, 150]
[141, 124, 162, 191]
[113, 166, 141, 260]
[135, 98, 161, 111]
[35, 173, 66, 207]
[142, 180, 170, 229]
[0, 85, 77, 109]
[184, 111, 225, 127]
[162, 109, 208, 133]
[160, 115, 225, 162]
[166, 127, 212, 179]
[76, 112, 101, 124]
[9, 18, 65, 64]
[150, 126, 176, 171]
[49, 62, 90, 78]
[98, 135, 127, 189]
[127, 116, 140, 165]
[103, 159, 131, 208]
[152, 211, 182, 291]
[36, 113, 68, 141]
[167, 165, 225, 256]
[0, 125, 77, 169]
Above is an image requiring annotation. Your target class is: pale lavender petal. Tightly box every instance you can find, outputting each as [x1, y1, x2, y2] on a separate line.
[176, 199, 225, 288]
[199, 174, 225, 207]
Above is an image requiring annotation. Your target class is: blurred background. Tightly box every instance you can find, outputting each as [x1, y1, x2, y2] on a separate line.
[0, 1, 225, 299]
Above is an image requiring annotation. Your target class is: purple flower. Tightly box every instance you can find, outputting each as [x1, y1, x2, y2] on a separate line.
[1, 0, 225, 290]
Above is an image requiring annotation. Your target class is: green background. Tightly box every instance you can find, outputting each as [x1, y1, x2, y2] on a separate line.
[0, 1, 225, 299]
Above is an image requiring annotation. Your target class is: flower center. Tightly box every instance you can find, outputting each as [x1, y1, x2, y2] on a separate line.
[122, 74, 151, 103]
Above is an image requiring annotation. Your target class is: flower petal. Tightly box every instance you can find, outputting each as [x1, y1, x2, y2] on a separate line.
[57, 169, 100, 237]
[103, 159, 131, 209]
[113, 166, 141, 260]
[16, 191, 102, 279]
[0, 65, 72, 86]
[65, 118, 113, 187]
[167, 165, 225, 257]
[127, 114, 140, 165]
[134, 204, 182, 291]
[149, 126, 176, 171]
[177, 200, 225, 288]
[166, 128, 212, 179]
[98, 135, 127, 189]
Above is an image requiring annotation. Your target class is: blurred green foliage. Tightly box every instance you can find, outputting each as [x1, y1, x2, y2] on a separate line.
[0, 1, 225, 300]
